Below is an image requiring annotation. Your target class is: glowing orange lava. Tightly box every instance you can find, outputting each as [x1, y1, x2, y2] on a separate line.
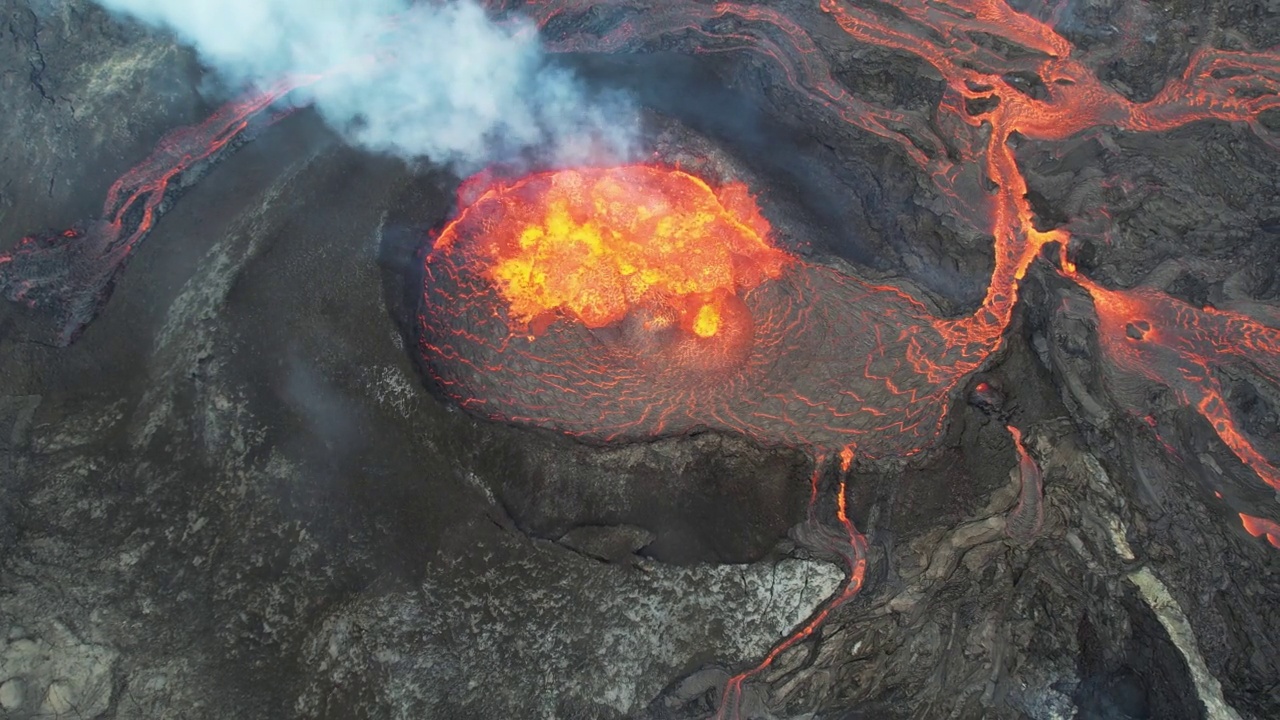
[420, 164, 980, 455]
[435, 165, 788, 337]
[1067, 273, 1280, 493]
[1241, 513, 1280, 549]
[0, 75, 319, 345]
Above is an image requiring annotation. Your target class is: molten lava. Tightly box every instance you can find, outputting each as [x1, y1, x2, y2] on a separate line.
[1241, 513, 1280, 549]
[1068, 274, 1280, 493]
[436, 166, 788, 336]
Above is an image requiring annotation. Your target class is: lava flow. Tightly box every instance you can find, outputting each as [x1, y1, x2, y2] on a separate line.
[4, 0, 1280, 715]
[1066, 272, 1280, 493]
[715, 449, 867, 720]
[0, 75, 316, 345]
[515, 0, 1279, 484]
[1241, 513, 1280, 549]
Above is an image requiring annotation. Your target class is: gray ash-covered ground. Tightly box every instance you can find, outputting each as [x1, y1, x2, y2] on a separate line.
[1, 0, 1279, 719]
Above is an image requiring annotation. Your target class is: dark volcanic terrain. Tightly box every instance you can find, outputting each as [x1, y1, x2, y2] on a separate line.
[1, 0, 1279, 718]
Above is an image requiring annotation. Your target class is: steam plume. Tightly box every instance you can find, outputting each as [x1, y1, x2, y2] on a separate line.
[96, 0, 637, 169]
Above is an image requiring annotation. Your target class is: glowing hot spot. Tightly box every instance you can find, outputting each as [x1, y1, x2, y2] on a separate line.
[437, 165, 789, 335]
[691, 301, 722, 337]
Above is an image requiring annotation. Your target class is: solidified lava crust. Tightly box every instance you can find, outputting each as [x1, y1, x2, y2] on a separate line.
[418, 164, 967, 457]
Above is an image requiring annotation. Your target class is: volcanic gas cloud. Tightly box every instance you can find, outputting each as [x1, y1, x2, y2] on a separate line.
[419, 164, 982, 457]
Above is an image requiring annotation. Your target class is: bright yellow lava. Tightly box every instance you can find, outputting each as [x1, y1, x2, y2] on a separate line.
[692, 302, 722, 338]
[458, 165, 790, 335]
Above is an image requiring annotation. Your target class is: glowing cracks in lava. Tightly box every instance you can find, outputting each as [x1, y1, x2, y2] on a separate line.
[816, 0, 1280, 392]
[797, 0, 1280, 502]
[1005, 425, 1044, 544]
[1068, 275, 1280, 495]
[421, 163, 1003, 455]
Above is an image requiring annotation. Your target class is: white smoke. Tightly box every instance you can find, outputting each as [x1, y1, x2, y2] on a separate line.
[96, 0, 638, 169]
